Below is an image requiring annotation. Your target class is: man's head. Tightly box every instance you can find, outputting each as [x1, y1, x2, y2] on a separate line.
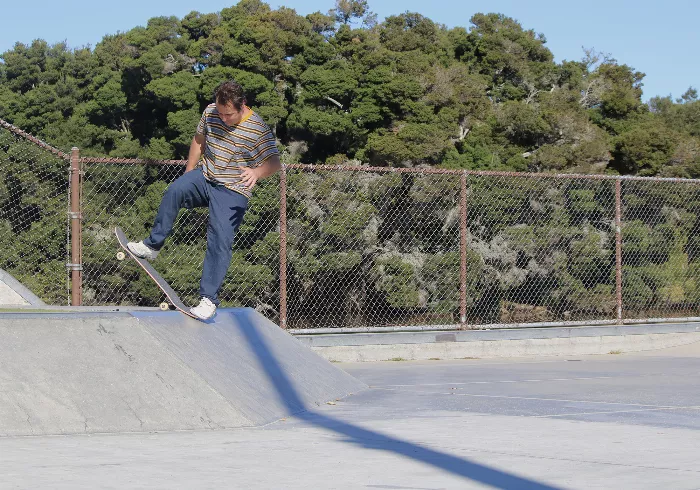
[213, 80, 247, 126]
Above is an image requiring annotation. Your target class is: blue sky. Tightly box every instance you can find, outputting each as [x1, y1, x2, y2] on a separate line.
[1, 0, 697, 101]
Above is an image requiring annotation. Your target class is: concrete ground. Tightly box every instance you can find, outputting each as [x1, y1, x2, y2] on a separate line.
[2, 342, 700, 489]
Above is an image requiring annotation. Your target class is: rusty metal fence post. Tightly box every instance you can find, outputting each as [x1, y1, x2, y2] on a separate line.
[460, 171, 468, 329]
[279, 165, 288, 329]
[615, 179, 623, 324]
[69, 147, 83, 306]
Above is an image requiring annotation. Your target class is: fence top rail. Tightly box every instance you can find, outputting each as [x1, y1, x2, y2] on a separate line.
[80, 157, 187, 165]
[79, 158, 700, 185]
[285, 163, 700, 184]
[0, 118, 70, 161]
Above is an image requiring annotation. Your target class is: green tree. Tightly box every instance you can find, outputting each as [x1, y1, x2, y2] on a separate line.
[332, 0, 370, 25]
[611, 120, 677, 175]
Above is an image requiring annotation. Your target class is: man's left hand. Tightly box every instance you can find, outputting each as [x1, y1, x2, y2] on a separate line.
[238, 166, 260, 190]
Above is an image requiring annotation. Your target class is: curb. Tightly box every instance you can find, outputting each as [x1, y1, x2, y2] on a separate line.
[294, 323, 700, 362]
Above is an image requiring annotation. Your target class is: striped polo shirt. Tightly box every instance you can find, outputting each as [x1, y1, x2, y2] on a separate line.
[196, 103, 279, 198]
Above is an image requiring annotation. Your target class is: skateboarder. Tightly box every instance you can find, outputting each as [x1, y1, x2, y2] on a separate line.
[127, 80, 281, 320]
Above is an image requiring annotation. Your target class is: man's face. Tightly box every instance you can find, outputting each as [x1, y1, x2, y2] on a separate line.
[215, 101, 245, 126]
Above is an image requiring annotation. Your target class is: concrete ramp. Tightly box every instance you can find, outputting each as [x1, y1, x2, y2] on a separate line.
[0, 268, 45, 306]
[0, 309, 366, 436]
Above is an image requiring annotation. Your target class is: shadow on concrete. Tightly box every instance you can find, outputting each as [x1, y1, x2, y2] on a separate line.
[238, 313, 561, 490]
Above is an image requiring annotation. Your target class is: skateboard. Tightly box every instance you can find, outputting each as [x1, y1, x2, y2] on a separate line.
[114, 226, 199, 320]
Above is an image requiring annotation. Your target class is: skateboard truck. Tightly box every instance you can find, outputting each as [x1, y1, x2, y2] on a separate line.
[116, 247, 170, 311]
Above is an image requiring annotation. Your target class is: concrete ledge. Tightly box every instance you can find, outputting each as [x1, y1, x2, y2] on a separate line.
[295, 323, 700, 362]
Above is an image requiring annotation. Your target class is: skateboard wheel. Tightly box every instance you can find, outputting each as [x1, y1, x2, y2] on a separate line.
[116, 251, 126, 261]
[159, 302, 170, 311]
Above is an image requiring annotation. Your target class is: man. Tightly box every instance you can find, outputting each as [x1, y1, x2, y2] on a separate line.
[128, 80, 281, 320]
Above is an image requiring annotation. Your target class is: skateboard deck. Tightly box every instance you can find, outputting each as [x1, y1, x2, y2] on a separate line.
[114, 226, 199, 320]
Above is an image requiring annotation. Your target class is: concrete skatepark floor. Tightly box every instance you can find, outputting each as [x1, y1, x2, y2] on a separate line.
[2, 342, 700, 489]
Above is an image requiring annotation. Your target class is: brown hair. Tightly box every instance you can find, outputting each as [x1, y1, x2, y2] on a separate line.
[213, 81, 246, 110]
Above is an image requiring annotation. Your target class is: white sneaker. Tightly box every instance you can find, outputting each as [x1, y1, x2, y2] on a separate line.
[127, 241, 159, 260]
[190, 297, 216, 320]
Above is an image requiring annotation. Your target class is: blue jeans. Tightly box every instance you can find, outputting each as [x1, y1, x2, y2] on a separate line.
[144, 167, 248, 306]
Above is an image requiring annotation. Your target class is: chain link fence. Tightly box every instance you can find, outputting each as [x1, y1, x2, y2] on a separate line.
[0, 121, 70, 305]
[621, 179, 700, 319]
[283, 167, 623, 329]
[466, 174, 618, 326]
[284, 167, 461, 329]
[4, 118, 700, 329]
